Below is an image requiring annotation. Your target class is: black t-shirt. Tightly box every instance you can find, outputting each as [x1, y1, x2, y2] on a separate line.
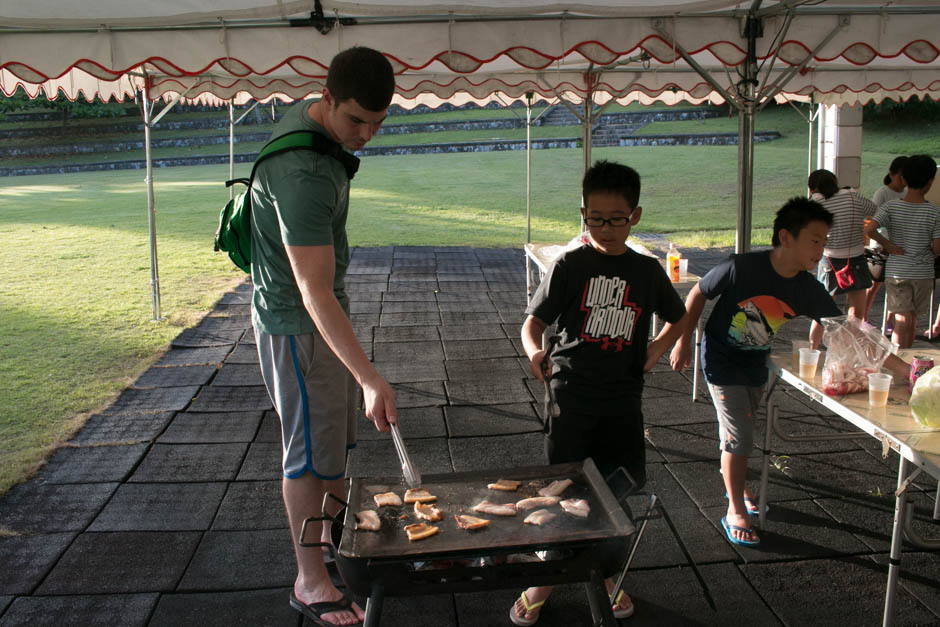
[700, 251, 841, 386]
[526, 244, 686, 415]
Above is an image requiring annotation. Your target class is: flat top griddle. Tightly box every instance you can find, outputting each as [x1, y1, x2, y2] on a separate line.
[338, 459, 634, 560]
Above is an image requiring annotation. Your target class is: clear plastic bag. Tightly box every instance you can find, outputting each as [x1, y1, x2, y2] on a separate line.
[820, 316, 895, 396]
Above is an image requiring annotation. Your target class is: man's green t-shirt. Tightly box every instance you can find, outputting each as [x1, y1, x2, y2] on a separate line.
[250, 99, 351, 335]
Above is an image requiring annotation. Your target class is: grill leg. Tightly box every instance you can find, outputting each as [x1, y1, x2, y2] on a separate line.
[585, 569, 616, 626]
[363, 581, 384, 627]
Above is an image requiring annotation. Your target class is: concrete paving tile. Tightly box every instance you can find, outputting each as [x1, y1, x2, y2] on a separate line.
[346, 266, 391, 276]
[767, 413, 866, 455]
[781, 450, 900, 500]
[641, 463, 698, 510]
[388, 279, 439, 290]
[351, 312, 380, 326]
[347, 437, 453, 478]
[441, 311, 503, 326]
[449, 433, 545, 472]
[381, 300, 439, 313]
[188, 385, 272, 412]
[380, 311, 442, 326]
[254, 410, 281, 442]
[443, 403, 542, 437]
[0, 594, 158, 627]
[640, 394, 718, 425]
[240, 327, 257, 345]
[0, 533, 76, 594]
[348, 290, 384, 304]
[621, 563, 781, 626]
[212, 481, 287, 530]
[443, 338, 517, 360]
[498, 308, 528, 324]
[0, 483, 117, 533]
[444, 357, 527, 382]
[390, 381, 447, 408]
[149, 588, 296, 627]
[813, 495, 938, 553]
[701, 498, 871, 563]
[646, 423, 723, 463]
[489, 281, 526, 292]
[667, 459, 807, 511]
[177, 529, 298, 590]
[133, 365, 216, 388]
[350, 300, 382, 314]
[874, 552, 940, 619]
[741, 555, 937, 626]
[171, 326, 242, 348]
[437, 280, 487, 292]
[158, 411, 263, 443]
[0, 596, 11, 616]
[129, 443, 248, 482]
[437, 299, 497, 313]
[382, 290, 437, 302]
[236, 442, 282, 480]
[154, 346, 231, 367]
[373, 325, 439, 343]
[438, 323, 507, 341]
[446, 378, 535, 405]
[355, 406, 446, 441]
[37, 531, 202, 594]
[643, 370, 696, 395]
[89, 482, 227, 532]
[221, 343, 258, 364]
[33, 444, 149, 484]
[373, 340, 444, 362]
[106, 385, 200, 413]
[511, 337, 527, 356]
[371, 593, 456, 627]
[377, 359, 447, 384]
[210, 363, 264, 386]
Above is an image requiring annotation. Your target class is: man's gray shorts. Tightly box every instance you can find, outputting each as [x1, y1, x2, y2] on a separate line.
[707, 383, 763, 456]
[255, 327, 358, 479]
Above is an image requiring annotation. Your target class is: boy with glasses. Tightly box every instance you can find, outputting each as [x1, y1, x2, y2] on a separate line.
[511, 160, 688, 625]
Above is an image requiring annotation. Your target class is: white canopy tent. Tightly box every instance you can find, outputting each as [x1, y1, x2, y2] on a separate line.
[2, 0, 939, 317]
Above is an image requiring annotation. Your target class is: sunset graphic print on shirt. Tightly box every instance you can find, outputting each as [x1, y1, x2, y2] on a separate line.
[578, 274, 643, 351]
[728, 295, 795, 349]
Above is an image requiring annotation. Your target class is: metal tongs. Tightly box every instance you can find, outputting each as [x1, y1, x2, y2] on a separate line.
[390, 422, 422, 488]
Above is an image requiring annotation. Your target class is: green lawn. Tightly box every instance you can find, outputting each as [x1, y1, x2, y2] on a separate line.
[1, 104, 937, 497]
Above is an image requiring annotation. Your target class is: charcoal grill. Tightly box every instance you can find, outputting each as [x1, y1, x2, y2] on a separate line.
[301, 458, 636, 626]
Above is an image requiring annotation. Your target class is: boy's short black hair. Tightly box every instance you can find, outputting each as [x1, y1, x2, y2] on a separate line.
[582, 160, 641, 210]
[901, 154, 937, 190]
[772, 196, 833, 246]
[884, 156, 909, 186]
[326, 46, 395, 112]
[807, 169, 839, 199]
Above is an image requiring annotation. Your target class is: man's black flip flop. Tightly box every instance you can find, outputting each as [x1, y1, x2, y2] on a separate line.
[289, 591, 362, 627]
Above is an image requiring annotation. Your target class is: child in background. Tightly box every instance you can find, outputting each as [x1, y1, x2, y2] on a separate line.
[511, 160, 687, 625]
[670, 198, 843, 546]
[866, 156, 908, 330]
[865, 154, 940, 348]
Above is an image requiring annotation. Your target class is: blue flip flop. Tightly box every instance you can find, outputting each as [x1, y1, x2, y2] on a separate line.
[724, 493, 769, 516]
[721, 516, 760, 546]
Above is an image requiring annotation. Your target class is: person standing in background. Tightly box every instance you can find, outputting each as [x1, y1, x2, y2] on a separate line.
[866, 156, 908, 329]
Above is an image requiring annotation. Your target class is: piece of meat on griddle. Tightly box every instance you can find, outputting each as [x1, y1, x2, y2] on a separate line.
[355, 509, 381, 531]
[537, 478, 573, 497]
[515, 496, 561, 511]
[454, 514, 491, 530]
[523, 509, 557, 526]
[403, 488, 437, 503]
[487, 478, 521, 491]
[560, 498, 590, 518]
[471, 500, 517, 516]
[414, 501, 443, 521]
[373, 492, 402, 507]
[404, 522, 440, 541]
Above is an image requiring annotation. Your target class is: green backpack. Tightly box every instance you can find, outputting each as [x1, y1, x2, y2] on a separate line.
[214, 130, 360, 273]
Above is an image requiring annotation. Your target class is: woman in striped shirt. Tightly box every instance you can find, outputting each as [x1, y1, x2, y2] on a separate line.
[807, 169, 878, 347]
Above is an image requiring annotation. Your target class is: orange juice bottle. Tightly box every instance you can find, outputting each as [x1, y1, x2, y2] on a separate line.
[667, 243, 681, 282]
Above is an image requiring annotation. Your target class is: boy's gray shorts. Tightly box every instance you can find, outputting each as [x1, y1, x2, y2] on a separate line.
[707, 383, 763, 456]
[255, 327, 358, 480]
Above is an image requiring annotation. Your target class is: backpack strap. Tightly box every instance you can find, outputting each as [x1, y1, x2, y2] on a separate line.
[254, 130, 360, 180]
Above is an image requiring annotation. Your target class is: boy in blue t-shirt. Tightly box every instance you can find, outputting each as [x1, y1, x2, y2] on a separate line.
[671, 197, 842, 547]
[511, 160, 687, 625]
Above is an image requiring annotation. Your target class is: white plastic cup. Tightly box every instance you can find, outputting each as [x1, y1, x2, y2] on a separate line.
[678, 258, 689, 279]
[868, 372, 893, 407]
[792, 340, 811, 371]
[798, 347, 820, 379]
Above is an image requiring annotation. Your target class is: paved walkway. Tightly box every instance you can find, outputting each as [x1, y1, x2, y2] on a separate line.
[1, 246, 938, 626]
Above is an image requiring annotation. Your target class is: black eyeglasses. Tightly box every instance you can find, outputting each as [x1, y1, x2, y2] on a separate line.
[583, 216, 630, 227]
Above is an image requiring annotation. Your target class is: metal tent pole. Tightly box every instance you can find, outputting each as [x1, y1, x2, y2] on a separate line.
[526, 91, 532, 246]
[735, 16, 760, 254]
[141, 80, 162, 321]
[229, 102, 235, 199]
